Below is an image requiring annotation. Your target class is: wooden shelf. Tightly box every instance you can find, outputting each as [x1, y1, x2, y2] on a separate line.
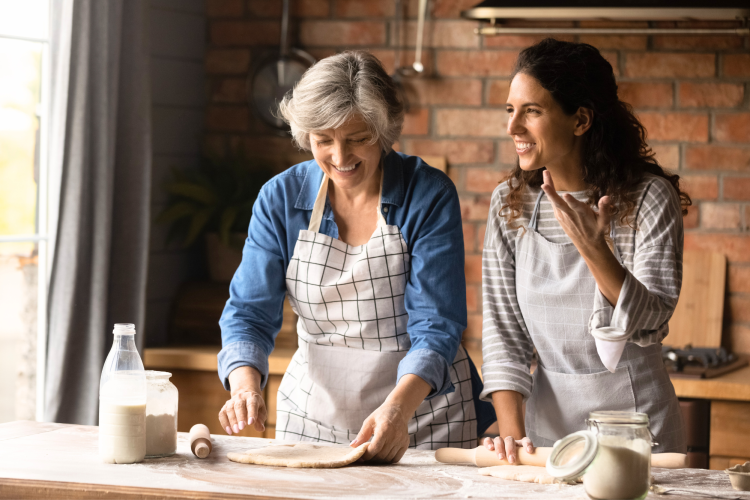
[671, 365, 750, 402]
[144, 346, 294, 375]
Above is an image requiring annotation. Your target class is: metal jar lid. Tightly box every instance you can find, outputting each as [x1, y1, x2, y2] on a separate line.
[545, 430, 599, 482]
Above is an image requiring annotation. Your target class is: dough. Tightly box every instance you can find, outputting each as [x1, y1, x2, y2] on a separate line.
[227, 442, 369, 468]
[478, 465, 581, 485]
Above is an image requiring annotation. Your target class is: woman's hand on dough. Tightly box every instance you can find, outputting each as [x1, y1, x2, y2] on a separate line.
[219, 366, 267, 435]
[483, 436, 534, 464]
[350, 403, 411, 464]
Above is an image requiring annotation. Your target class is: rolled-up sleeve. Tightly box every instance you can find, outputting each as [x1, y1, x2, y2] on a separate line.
[218, 186, 287, 391]
[398, 172, 467, 399]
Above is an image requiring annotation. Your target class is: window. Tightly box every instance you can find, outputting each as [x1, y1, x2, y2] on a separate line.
[0, 0, 50, 422]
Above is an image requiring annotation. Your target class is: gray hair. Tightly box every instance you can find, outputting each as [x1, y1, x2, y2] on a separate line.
[278, 51, 404, 152]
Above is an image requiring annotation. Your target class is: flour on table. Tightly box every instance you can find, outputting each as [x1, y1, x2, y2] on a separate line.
[478, 465, 579, 485]
[227, 442, 368, 468]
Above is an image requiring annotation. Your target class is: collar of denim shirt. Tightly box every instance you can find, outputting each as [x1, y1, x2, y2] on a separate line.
[293, 150, 405, 218]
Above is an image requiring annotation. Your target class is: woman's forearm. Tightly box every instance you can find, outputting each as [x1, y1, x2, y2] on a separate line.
[384, 374, 432, 418]
[228, 365, 263, 396]
[579, 237, 626, 307]
[491, 390, 526, 439]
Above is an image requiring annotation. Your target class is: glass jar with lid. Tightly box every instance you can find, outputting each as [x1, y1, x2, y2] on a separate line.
[546, 411, 653, 500]
[144, 371, 178, 458]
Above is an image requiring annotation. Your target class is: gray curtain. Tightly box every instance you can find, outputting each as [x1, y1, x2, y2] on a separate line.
[45, 0, 152, 425]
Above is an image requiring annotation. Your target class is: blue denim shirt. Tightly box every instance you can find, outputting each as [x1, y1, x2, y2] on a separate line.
[217, 151, 467, 399]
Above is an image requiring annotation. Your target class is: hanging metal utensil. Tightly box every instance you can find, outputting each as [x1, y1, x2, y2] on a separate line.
[393, 0, 428, 78]
[248, 0, 315, 132]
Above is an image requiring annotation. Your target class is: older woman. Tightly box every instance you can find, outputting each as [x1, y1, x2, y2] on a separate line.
[481, 38, 691, 464]
[217, 51, 495, 462]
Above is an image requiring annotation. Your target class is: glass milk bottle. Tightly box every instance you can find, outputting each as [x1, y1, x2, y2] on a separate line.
[99, 323, 147, 464]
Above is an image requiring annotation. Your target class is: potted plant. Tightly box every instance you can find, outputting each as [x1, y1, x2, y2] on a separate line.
[156, 155, 275, 282]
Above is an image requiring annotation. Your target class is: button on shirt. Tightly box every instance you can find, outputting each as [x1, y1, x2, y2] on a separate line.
[218, 151, 468, 398]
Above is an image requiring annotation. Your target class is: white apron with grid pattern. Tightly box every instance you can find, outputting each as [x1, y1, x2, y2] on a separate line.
[518, 190, 685, 452]
[276, 171, 477, 449]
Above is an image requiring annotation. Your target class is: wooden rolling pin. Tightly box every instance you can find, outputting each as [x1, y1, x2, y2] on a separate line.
[436, 446, 688, 469]
[189, 424, 212, 459]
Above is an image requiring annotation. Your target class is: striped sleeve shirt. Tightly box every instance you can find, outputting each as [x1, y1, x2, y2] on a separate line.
[479, 173, 685, 402]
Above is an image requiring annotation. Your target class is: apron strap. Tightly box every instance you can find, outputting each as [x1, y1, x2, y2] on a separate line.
[308, 168, 387, 233]
[531, 188, 621, 263]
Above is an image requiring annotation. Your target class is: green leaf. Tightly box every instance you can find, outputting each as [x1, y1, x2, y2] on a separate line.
[183, 208, 214, 247]
[166, 182, 217, 205]
[219, 207, 238, 246]
[155, 202, 198, 225]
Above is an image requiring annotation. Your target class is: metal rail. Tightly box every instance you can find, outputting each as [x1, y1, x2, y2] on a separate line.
[476, 26, 750, 35]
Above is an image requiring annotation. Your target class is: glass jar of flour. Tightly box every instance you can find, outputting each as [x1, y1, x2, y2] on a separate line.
[145, 371, 178, 458]
[546, 411, 652, 500]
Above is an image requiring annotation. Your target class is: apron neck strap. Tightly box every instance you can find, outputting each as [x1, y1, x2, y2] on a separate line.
[531, 188, 622, 263]
[307, 166, 387, 233]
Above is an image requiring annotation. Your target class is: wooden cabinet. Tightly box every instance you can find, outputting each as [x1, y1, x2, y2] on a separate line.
[709, 401, 750, 469]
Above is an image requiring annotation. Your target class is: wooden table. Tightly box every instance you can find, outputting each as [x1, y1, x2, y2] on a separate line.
[1, 421, 747, 500]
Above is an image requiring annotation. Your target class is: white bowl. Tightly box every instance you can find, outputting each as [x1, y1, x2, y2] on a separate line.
[726, 461, 750, 491]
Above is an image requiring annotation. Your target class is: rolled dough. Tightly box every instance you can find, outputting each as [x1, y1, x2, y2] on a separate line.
[478, 465, 580, 485]
[227, 442, 369, 468]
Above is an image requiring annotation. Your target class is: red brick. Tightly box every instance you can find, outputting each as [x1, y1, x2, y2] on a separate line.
[679, 83, 744, 108]
[715, 114, 750, 144]
[395, 20, 479, 49]
[683, 205, 699, 229]
[686, 146, 750, 171]
[466, 168, 504, 194]
[684, 233, 750, 263]
[624, 53, 715, 78]
[206, 106, 248, 132]
[701, 203, 741, 230]
[436, 109, 507, 137]
[205, 49, 251, 74]
[638, 112, 708, 142]
[365, 49, 396, 74]
[577, 35, 648, 50]
[336, 0, 394, 17]
[246, 0, 329, 17]
[463, 313, 483, 343]
[463, 223, 476, 253]
[723, 54, 750, 78]
[405, 139, 494, 164]
[436, 50, 517, 77]
[579, 20, 649, 28]
[618, 82, 673, 108]
[299, 21, 385, 46]
[728, 265, 750, 294]
[210, 21, 279, 46]
[724, 177, 750, 201]
[402, 108, 429, 136]
[404, 78, 482, 106]
[653, 36, 743, 50]
[207, 0, 244, 17]
[729, 324, 750, 356]
[729, 295, 750, 324]
[466, 284, 479, 312]
[431, 0, 480, 18]
[654, 20, 742, 29]
[487, 80, 511, 106]
[484, 34, 575, 49]
[210, 78, 246, 103]
[746, 206, 750, 232]
[650, 144, 679, 171]
[465, 254, 482, 284]
[680, 175, 718, 201]
[601, 51, 620, 77]
[499, 140, 517, 165]
[460, 196, 492, 221]
[478, 223, 487, 251]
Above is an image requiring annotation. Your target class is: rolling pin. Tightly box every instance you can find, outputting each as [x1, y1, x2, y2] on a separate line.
[189, 424, 212, 459]
[436, 446, 688, 469]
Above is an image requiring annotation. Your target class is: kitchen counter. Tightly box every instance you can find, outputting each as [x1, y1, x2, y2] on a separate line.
[1, 421, 747, 500]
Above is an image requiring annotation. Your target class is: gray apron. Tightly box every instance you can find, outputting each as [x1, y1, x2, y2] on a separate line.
[517, 190, 685, 453]
[275, 170, 477, 449]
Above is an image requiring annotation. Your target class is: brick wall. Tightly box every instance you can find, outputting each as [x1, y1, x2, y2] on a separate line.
[204, 0, 750, 354]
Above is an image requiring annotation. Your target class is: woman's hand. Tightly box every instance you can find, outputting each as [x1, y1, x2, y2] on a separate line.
[218, 366, 267, 435]
[483, 436, 534, 464]
[350, 403, 411, 463]
[541, 169, 625, 306]
[350, 373, 432, 463]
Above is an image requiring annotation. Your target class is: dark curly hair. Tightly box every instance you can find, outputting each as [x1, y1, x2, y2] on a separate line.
[501, 38, 691, 229]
